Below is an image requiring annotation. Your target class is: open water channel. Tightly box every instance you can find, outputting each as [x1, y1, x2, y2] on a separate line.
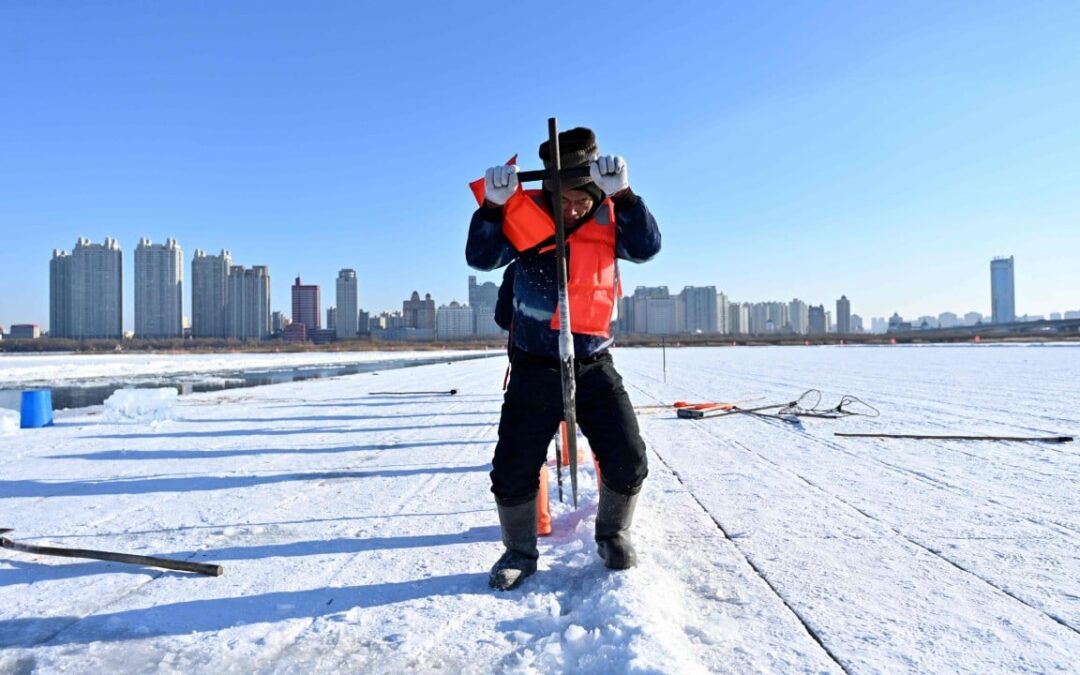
[0, 353, 493, 411]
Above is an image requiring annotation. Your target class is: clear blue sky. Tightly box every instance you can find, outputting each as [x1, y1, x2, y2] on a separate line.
[2, 1, 1078, 331]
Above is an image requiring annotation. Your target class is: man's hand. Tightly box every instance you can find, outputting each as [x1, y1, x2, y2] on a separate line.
[590, 155, 629, 197]
[484, 165, 520, 206]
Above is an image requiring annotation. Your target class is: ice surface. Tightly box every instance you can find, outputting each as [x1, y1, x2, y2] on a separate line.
[0, 408, 17, 434]
[0, 345, 1078, 673]
[103, 388, 178, 423]
[0, 350, 497, 386]
[0, 389, 21, 412]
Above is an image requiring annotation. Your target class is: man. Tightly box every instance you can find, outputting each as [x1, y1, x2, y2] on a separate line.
[466, 127, 661, 591]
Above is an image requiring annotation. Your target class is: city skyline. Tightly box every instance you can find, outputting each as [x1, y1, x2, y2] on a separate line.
[18, 236, 1080, 338]
[2, 3, 1078, 331]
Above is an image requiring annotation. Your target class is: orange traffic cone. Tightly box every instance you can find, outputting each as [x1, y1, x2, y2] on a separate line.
[537, 421, 604, 534]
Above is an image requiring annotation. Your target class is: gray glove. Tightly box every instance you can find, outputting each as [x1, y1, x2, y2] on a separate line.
[484, 165, 520, 206]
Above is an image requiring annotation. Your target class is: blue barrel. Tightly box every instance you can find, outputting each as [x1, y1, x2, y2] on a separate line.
[20, 389, 54, 429]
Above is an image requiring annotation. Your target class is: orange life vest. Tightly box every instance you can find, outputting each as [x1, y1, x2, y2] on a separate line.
[500, 189, 620, 338]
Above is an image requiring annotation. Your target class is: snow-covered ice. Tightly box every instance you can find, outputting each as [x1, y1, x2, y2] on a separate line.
[0, 350, 493, 386]
[103, 388, 179, 424]
[0, 408, 17, 435]
[1, 344, 1078, 673]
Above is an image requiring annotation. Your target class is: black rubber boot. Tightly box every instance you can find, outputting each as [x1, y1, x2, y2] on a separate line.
[595, 483, 639, 570]
[489, 500, 539, 591]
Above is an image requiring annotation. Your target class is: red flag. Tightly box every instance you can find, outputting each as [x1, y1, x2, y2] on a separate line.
[469, 154, 518, 206]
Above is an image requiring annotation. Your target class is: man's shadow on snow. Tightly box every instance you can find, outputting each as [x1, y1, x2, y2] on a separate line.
[0, 464, 489, 498]
[86, 420, 492, 441]
[0, 571, 490, 649]
[54, 439, 489, 461]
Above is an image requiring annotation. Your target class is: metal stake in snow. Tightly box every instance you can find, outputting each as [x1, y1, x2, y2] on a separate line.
[512, 118, 590, 507]
[547, 117, 580, 508]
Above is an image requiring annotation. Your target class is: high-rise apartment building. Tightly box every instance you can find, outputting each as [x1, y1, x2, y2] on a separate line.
[49, 250, 73, 338]
[436, 301, 475, 339]
[227, 265, 271, 340]
[808, 305, 827, 335]
[630, 286, 670, 334]
[727, 302, 750, 335]
[991, 256, 1015, 324]
[336, 269, 359, 339]
[680, 286, 719, 333]
[56, 238, 123, 339]
[766, 301, 789, 334]
[836, 295, 851, 334]
[271, 311, 289, 333]
[192, 249, 232, 338]
[292, 277, 321, 330]
[468, 275, 501, 336]
[749, 302, 769, 335]
[788, 299, 809, 335]
[716, 292, 729, 335]
[403, 291, 436, 330]
[468, 275, 499, 310]
[134, 238, 183, 338]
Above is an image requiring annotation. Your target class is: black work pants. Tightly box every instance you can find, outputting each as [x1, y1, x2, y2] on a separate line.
[491, 350, 648, 506]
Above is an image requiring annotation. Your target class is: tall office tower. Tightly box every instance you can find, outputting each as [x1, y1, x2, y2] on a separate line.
[727, 302, 750, 335]
[69, 238, 123, 339]
[326, 307, 337, 331]
[680, 286, 719, 333]
[134, 238, 183, 338]
[836, 295, 851, 334]
[336, 269, 359, 339]
[192, 249, 232, 338]
[789, 298, 809, 335]
[808, 305, 827, 335]
[291, 277, 321, 330]
[850, 314, 864, 333]
[403, 291, 436, 329]
[990, 256, 1016, 324]
[437, 301, 475, 339]
[49, 249, 74, 338]
[227, 265, 271, 340]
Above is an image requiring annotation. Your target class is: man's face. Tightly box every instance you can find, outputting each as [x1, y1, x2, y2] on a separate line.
[562, 189, 595, 226]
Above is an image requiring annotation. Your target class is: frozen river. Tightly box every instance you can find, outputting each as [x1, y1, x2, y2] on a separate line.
[1, 344, 1078, 673]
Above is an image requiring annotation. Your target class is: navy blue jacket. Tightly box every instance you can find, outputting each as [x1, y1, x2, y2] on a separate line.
[466, 189, 661, 360]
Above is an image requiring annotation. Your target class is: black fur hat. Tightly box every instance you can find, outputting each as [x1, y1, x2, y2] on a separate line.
[538, 127, 600, 196]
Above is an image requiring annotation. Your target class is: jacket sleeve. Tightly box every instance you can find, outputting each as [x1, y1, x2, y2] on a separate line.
[466, 203, 517, 271]
[613, 190, 661, 263]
